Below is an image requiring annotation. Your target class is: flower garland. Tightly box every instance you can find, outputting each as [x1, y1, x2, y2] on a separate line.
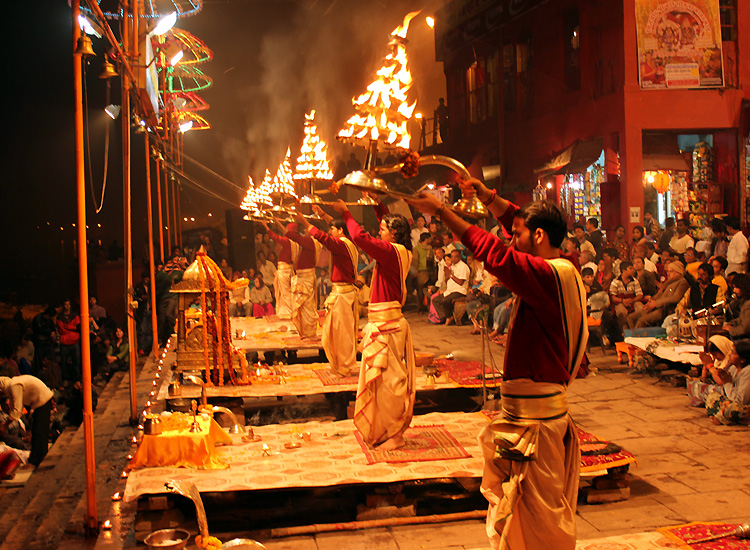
[198, 255, 212, 386]
[220, 277, 239, 385]
[232, 345, 251, 384]
[213, 281, 224, 386]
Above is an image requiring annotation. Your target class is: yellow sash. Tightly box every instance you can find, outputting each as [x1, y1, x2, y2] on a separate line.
[546, 258, 588, 381]
[289, 241, 301, 269]
[503, 257, 587, 383]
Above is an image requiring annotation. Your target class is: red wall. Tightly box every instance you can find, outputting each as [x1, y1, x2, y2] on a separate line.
[441, 0, 750, 231]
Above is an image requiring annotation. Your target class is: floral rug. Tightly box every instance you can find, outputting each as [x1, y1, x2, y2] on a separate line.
[432, 358, 501, 388]
[659, 522, 750, 549]
[354, 424, 471, 464]
[313, 368, 359, 386]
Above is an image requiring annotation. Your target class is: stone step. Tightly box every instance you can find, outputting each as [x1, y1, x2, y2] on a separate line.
[0, 368, 134, 550]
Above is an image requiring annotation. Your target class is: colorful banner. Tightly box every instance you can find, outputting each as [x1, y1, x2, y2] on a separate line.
[635, 0, 724, 89]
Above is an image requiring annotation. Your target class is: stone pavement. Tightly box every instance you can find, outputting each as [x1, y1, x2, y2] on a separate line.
[1, 311, 749, 550]
[253, 315, 750, 550]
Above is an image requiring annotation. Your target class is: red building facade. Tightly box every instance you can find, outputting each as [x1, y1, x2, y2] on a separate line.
[434, 0, 750, 233]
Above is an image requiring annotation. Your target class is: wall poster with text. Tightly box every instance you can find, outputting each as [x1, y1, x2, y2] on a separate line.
[635, 0, 724, 89]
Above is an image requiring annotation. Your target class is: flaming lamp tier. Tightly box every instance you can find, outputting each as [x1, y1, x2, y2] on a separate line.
[270, 148, 298, 199]
[240, 176, 273, 214]
[337, 12, 419, 151]
[294, 110, 334, 183]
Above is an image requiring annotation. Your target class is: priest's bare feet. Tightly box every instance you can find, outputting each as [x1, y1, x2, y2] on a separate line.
[378, 434, 405, 450]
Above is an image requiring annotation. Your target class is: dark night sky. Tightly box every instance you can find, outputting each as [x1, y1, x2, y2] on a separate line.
[1, 0, 444, 302]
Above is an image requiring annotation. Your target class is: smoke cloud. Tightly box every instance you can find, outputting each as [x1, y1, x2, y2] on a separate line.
[186, 0, 446, 191]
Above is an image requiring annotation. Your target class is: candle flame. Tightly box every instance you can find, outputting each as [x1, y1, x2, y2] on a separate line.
[294, 110, 334, 181]
[337, 11, 418, 149]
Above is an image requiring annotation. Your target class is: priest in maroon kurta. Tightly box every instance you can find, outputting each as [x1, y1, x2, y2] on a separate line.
[282, 222, 322, 339]
[264, 222, 299, 319]
[296, 209, 359, 376]
[331, 199, 416, 450]
[407, 181, 587, 550]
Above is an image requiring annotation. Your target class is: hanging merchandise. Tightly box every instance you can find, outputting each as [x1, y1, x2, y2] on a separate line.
[692, 142, 714, 183]
[532, 181, 546, 201]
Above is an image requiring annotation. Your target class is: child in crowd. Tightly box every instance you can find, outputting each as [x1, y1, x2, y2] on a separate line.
[249, 275, 274, 318]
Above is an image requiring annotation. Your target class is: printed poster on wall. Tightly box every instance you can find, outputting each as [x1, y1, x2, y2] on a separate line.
[635, 0, 724, 89]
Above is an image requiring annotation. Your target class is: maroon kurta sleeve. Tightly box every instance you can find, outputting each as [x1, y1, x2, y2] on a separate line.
[310, 226, 356, 283]
[343, 211, 401, 303]
[286, 232, 317, 269]
[461, 224, 572, 384]
[268, 230, 292, 264]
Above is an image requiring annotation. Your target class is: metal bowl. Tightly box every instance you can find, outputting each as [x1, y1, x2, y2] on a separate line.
[221, 539, 268, 549]
[143, 528, 190, 550]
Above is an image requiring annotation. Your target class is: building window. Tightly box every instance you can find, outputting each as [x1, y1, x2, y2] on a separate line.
[564, 10, 580, 91]
[466, 52, 500, 124]
[518, 35, 533, 112]
[720, 0, 737, 42]
[503, 44, 516, 112]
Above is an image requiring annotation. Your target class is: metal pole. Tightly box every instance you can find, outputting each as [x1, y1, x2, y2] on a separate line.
[164, 169, 172, 255]
[72, 0, 98, 533]
[176, 180, 183, 251]
[145, 136, 160, 358]
[481, 314, 487, 406]
[155, 157, 165, 262]
[171, 175, 178, 248]
[121, 0, 138, 423]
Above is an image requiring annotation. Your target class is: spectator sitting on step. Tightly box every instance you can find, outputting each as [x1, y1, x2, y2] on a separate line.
[101, 327, 129, 379]
[723, 273, 750, 339]
[626, 261, 689, 329]
[682, 247, 701, 279]
[633, 256, 659, 298]
[688, 335, 734, 406]
[228, 272, 252, 317]
[249, 275, 275, 318]
[583, 267, 608, 321]
[689, 338, 750, 425]
[609, 261, 644, 334]
[596, 258, 615, 294]
[433, 249, 470, 326]
[709, 256, 729, 295]
[579, 249, 597, 275]
[603, 247, 621, 278]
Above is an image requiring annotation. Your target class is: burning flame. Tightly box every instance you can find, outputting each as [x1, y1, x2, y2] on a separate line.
[270, 148, 298, 198]
[294, 110, 334, 181]
[337, 12, 418, 150]
[391, 11, 420, 39]
[240, 175, 273, 213]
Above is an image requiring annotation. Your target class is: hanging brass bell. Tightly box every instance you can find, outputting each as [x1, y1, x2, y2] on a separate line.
[99, 60, 118, 79]
[74, 35, 95, 58]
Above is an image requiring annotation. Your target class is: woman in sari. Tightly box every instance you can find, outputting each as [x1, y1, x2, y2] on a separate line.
[687, 334, 734, 406]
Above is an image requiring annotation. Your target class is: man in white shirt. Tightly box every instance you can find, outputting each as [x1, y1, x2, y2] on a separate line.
[0, 376, 54, 467]
[433, 249, 470, 325]
[725, 217, 748, 276]
[669, 217, 695, 254]
[256, 251, 277, 296]
[410, 215, 427, 248]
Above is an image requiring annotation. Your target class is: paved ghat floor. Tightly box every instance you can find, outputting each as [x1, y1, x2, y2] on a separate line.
[2, 311, 748, 550]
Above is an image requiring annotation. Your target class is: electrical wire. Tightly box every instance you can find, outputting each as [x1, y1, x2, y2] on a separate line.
[165, 162, 241, 206]
[81, 48, 110, 214]
[180, 152, 246, 192]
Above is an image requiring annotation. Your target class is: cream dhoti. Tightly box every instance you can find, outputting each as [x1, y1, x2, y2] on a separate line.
[291, 268, 317, 338]
[274, 262, 294, 318]
[478, 379, 579, 550]
[354, 301, 416, 446]
[322, 283, 359, 377]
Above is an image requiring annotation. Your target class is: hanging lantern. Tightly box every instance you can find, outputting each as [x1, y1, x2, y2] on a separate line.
[653, 172, 670, 193]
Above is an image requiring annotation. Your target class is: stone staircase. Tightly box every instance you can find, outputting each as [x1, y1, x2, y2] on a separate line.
[0, 360, 151, 550]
